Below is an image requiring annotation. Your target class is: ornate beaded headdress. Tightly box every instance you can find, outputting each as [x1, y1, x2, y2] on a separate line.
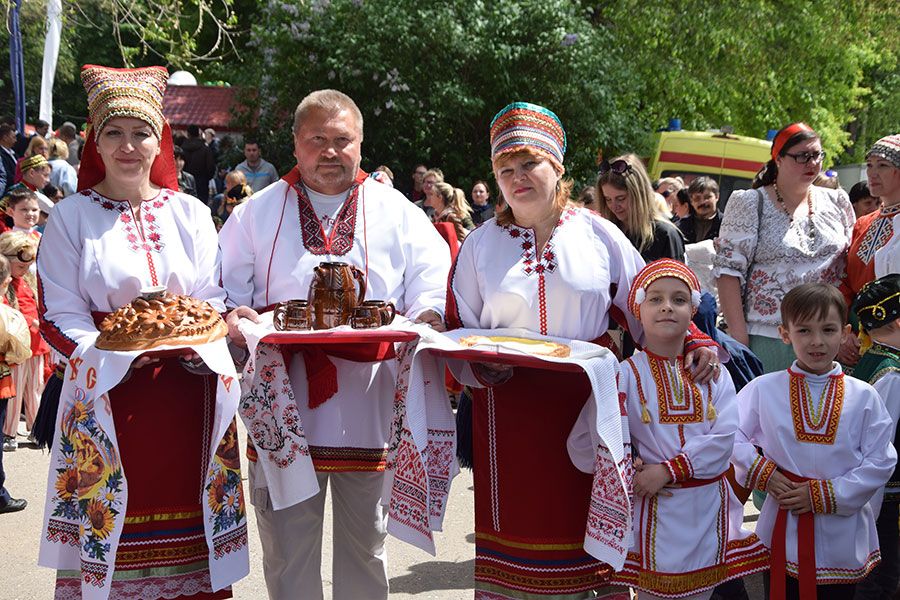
[76, 64, 178, 192]
[853, 274, 900, 332]
[81, 64, 168, 139]
[866, 134, 900, 170]
[628, 258, 702, 318]
[19, 154, 49, 173]
[489, 102, 567, 171]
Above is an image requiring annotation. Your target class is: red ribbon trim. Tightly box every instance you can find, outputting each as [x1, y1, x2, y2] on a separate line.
[678, 470, 727, 489]
[771, 123, 814, 161]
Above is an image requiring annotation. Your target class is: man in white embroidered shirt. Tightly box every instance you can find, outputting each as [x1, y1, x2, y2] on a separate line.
[219, 89, 449, 600]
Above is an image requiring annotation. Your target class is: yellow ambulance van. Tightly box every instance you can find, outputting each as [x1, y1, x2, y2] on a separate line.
[647, 128, 772, 206]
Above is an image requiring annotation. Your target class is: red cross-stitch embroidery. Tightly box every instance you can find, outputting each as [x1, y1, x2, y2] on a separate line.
[88, 189, 171, 254]
[293, 182, 360, 256]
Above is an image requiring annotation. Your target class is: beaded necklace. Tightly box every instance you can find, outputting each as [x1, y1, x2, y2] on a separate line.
[773, 183, 815, 239]
[800, 375, 839, 431]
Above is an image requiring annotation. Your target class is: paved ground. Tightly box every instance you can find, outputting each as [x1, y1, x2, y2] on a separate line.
[0, 418, 764, 599]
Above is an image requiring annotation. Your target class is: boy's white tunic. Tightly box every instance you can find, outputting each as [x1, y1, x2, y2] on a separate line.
[610, 351, 768, 597]
[218, 172, 450, 495]
[732, 362, 897, 582]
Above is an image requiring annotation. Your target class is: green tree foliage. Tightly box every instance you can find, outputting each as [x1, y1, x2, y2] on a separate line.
[2, 0, 895, 184]
[593, 0, 900, 163]
[245, 0, 898, 186]
[0, 0, 245, 128]
[248, 0, 633, 187]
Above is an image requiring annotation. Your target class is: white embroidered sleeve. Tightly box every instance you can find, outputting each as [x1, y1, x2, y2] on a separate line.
[398, 203, 451, 320]
[713, 189, 761, 285]
[591, 215, 645, 343]
[826, 388, 897, 516]
[731, 378, 775, 491]
[448, 227, 485, 328]
[37, 201, 99, 356]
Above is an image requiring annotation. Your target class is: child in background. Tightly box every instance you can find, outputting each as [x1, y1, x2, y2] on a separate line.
[4, 187, 41, 238]
[850, 274, 900, 599]
[0, 254, 33, 510]
[733, 283, 897, 600]
[0, 231, 47, 451]
[611, 259, 768, 599]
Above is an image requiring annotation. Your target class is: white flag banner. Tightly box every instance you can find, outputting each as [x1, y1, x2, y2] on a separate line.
[39, 0, 63, 127]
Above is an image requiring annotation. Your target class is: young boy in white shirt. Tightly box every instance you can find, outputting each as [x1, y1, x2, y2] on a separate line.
[733, 282, 897, 600]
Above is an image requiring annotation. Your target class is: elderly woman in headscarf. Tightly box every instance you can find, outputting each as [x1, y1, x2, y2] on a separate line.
[37, 64, 247, 599]
[447, 102, 721, 600]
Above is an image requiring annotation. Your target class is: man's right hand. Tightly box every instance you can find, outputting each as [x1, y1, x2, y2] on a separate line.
[226, 306, 261, 348]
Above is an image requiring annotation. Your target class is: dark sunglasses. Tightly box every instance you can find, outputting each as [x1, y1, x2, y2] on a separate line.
[598, 159, 633, 177]
[5, 249, 35, 263]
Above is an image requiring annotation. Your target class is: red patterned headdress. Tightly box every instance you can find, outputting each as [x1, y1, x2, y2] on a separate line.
[77, 64, 178, 192]
[628, 258, 702, 318]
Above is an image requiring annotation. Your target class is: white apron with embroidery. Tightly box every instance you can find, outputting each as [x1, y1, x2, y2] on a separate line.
[385, 327, 632, 568]
[38, 337, 249, 600]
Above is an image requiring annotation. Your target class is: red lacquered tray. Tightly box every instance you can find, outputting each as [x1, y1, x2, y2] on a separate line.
[428, 347, 584, 373]
[260, 329, 418, 345]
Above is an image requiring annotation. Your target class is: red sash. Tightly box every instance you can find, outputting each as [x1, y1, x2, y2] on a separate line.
[679, 470, 726, 489]
[770, 470, 816, 600]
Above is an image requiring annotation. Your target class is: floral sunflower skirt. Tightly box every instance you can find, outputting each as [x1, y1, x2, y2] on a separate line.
[55, 358, 232, 600]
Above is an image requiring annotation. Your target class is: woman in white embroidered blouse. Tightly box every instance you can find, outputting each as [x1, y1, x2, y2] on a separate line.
[714, 122, 855, 373]
[37, 65, 245, 600]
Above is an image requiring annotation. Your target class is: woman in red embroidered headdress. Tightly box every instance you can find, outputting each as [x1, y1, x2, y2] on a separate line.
[36, 65, 248, 599]
[447, 102, 721, 600]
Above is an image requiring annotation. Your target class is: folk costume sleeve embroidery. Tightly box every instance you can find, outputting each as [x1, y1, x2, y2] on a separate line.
[874, 212, 900, 279]
[714, 187, 855, 337]
[732, 363, 897, 583]
[843, 205, 900, 306]
[613, 352, 767, 597]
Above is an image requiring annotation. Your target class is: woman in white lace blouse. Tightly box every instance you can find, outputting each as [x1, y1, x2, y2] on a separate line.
[714, 122, 855, 372]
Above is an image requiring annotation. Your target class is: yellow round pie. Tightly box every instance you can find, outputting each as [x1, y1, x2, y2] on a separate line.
[459, 335, 571, 358]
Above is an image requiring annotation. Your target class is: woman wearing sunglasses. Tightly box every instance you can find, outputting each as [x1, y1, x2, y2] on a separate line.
[447, 102, 721, 600]
[714, 122, 854, 372]
[597, 154, 685, 263]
